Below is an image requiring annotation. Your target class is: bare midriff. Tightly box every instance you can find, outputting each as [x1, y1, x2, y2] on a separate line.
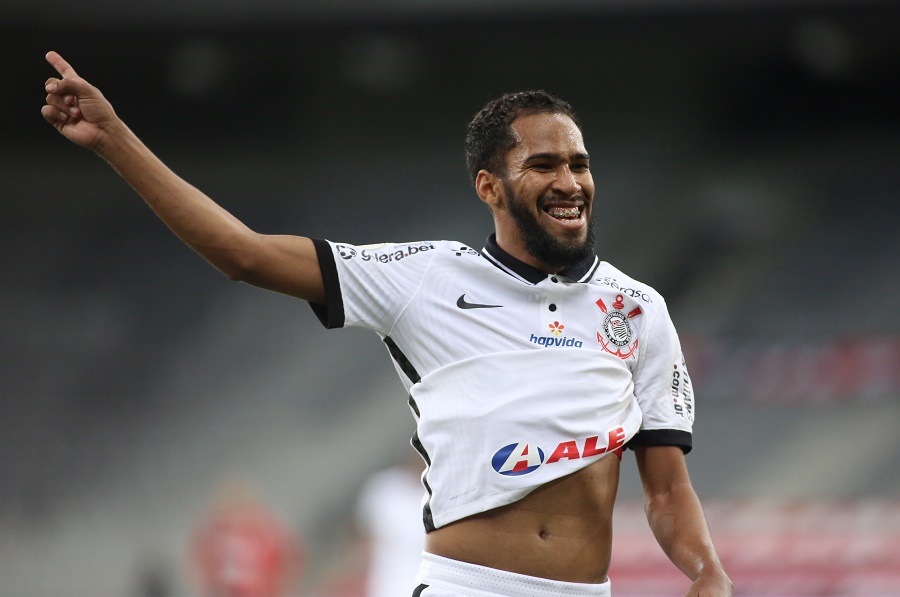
[424, 453, 621, 583]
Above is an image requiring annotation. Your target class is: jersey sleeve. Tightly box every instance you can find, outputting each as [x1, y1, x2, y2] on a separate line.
[308, 239, 437, 334]
[627, 299, 694, 453]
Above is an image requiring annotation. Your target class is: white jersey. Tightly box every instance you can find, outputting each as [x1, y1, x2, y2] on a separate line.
[310, 235, 694, 531]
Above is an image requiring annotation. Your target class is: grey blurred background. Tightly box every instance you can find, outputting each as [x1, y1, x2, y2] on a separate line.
[2, 1, 900, 595]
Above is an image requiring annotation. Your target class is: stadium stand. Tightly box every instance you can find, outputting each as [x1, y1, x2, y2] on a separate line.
[3, 5, 899, 595]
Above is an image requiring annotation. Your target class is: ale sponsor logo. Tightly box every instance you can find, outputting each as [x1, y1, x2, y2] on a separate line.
[491, 428, 626, 476]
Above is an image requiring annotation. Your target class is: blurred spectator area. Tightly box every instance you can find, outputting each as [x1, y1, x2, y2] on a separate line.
[610, 499, 900, 597]
[1, 3, 899, 596]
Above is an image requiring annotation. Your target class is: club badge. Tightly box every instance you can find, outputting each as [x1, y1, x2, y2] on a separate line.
[595, 293, 642, 359]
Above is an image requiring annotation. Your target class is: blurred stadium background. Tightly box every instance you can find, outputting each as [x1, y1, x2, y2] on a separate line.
[2, 0, 900, 595]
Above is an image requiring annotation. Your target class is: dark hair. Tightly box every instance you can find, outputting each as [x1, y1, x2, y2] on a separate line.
[464, 90, 580, 184]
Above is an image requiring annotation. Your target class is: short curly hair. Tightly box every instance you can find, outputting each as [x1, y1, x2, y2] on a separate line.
[464, 90, 580, 184]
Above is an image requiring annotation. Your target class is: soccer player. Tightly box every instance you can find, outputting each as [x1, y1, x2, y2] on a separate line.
[188, 480, 305, 597]
[42, 51, 732, 596]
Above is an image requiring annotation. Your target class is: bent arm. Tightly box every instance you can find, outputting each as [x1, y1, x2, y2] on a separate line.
[42, 51, 324, 303]
[635, 445, 732, 597]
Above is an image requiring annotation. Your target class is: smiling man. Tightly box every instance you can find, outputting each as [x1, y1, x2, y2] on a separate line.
[478, 109, 596, 273]
[42, 51, 731, 596]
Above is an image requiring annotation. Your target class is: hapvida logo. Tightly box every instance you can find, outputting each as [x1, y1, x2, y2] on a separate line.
[529, 334, 583, 348]
[491, 428, 626, 476]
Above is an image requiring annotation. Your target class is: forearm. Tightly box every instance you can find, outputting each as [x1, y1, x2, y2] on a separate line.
[643, 482, 725, 582]
[636, 446, 731, 595]
[95, 119, 259, 279]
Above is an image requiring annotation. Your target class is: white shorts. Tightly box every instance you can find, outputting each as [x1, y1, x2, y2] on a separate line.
[412, 552, 612, 597]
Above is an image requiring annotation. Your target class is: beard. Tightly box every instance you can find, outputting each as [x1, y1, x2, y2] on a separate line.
[503, 181, 595, 271]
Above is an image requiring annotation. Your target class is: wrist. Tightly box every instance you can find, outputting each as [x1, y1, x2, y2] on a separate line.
[93, 118, 133, 158]
[696, 566, 732, 590]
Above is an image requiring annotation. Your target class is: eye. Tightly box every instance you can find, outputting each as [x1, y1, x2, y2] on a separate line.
[571, 163, 590, 172]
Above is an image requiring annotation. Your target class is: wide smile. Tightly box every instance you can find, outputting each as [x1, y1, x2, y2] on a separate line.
[542, 204, 586, 231]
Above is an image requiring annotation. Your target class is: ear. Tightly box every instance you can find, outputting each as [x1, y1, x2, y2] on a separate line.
[475, 169, 503, 209]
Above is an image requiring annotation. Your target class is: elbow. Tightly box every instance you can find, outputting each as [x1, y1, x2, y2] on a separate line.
[205, 233, 263, 282]
[642, 491, 668, 521]
[222, 265, 248, 282]
[205, 247, 258, 283]
[219, 256, 257, 283]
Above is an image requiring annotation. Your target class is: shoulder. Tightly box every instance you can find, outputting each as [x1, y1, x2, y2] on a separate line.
[332, 240, 475, 260]
[590, 261, 667, 310]
[325, 240, 472, 273]
[351, 240, 487, 269]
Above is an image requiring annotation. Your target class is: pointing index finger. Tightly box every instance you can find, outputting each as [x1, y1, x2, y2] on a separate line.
[46, 51, 79, 79]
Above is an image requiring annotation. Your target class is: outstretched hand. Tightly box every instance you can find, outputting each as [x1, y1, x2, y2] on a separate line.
[42, 51, 118, 149]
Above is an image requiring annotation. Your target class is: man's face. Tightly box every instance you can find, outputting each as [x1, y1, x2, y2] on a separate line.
[499, 112, 596, 271]
[503, 179, 596, 272]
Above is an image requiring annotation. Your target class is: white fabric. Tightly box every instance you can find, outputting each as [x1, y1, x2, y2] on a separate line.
[317, 239, 693, 530]
[414, 552, 612, 597]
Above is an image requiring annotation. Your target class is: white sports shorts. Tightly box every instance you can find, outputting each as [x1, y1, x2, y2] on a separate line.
[412, 552, 612, 597]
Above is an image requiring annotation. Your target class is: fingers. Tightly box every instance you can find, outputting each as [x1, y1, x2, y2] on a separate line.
[44, 51, 103, 107]
[41, 103, 68, 126]
[42, 94, 79, 125]
[44, 72, 81, 119]
[44, 72, 75, 96]
[44, 51, 84, 99]
[42, 50, 113, 141]
[44, 89, 80, 118]
[45, 50, 79, 79]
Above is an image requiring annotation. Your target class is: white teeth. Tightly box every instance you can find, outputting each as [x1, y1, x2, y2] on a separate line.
[548, 207, 581, 219]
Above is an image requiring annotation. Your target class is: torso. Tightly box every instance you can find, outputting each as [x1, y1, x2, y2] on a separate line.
[315, 238, 693, 579]
[424, 454, 620, 583]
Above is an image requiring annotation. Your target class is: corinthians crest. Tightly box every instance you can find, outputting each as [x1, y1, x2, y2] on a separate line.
[595, 294, 642, 359]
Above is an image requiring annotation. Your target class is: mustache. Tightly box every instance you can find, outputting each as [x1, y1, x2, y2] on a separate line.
[537, 191, 587, 207]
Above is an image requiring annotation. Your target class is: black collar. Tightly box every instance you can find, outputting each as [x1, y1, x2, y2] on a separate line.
[481, 234, 599, 285]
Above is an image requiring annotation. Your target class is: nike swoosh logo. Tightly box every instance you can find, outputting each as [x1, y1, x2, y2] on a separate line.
[457, 294, 503, 309]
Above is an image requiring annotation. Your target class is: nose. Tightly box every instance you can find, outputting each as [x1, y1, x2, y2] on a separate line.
[552, 165, 582, 196]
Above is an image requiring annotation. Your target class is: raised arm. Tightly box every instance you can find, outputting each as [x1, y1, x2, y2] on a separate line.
[635, 445, 732, 597]
[41, 51, 325, 304]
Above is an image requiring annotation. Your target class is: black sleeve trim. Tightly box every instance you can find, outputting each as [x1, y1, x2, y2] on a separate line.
[308, 238, 345, 329]
[626, 429, 692, 454]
